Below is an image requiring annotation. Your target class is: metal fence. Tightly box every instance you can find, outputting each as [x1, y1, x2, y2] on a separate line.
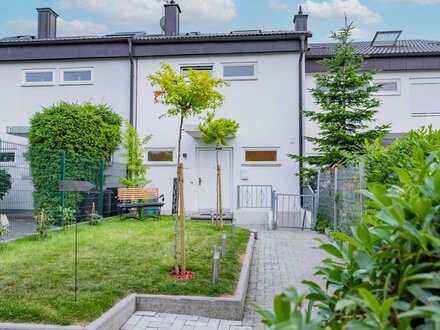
[0, 140, 126, 241]
[316, 166, 365, 234]
[237, 185, 273, 208]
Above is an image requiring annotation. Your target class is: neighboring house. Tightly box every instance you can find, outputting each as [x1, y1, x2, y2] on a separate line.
[0, 3, 310, 217]
[305, 33, 440, 155]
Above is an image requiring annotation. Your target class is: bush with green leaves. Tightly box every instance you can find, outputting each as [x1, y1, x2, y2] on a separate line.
[258, 151, 440, 329]
[119, 120, 152, 188]
[0, 168, 12, 201]
[364, 125, 440, 186]
[28, 102, 122, 218]
[34, 209, 53, 237]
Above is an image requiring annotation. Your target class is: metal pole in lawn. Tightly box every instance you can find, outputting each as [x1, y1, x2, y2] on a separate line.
[75, 215, 78, 301]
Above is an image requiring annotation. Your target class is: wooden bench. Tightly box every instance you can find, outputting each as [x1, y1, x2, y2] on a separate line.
[117, 188, 164, 220]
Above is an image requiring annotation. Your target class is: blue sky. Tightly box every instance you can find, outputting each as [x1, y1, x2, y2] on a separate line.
[0, 0, 439, 42]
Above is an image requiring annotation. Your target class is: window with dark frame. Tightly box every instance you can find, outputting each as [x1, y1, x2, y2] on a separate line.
[148, 150, 173, 162]
[0, 152, 15, 162]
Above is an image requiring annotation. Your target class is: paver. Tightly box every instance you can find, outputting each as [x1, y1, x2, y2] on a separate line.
[120, 226, 326, 329]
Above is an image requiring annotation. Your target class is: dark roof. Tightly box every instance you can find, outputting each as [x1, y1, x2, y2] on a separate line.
[307, 40, 440, 58]
[0, 30, 310, 46]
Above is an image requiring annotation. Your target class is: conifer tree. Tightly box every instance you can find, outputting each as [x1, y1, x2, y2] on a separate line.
[290, 22, 390, 178]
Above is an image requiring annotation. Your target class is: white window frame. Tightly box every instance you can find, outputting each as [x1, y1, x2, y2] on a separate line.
[372, 79, 401, 96]
[410, 77, 440, 116]
[147, 148, 176, 166]
[60, 67, 93, 85]
[0, 150, 16, 165]
[221, 62, 257, 81]
[22, 68, 55, 86]
[242, 147, 280, 166]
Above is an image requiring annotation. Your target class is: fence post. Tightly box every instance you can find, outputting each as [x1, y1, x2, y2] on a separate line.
[98, 160, 105, 216]
[59, 151, 66, 226]
[333, 168, 338, 232]
[359, 165, 365, 217]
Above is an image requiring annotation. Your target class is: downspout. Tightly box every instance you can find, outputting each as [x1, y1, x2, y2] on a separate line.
[128, 37, 135, 126]
[298, 35, 305, 190]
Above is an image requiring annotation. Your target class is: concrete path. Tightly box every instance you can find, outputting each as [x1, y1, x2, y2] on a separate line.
[121, 226, 327, 330]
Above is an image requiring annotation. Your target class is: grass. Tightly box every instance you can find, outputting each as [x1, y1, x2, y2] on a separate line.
[0, 216, 249, 325]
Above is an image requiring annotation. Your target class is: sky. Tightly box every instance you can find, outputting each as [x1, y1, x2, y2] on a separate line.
[0, 0, 439, 43]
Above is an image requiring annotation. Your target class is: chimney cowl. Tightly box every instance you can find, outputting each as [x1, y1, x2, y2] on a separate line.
[37, 7, 59, 39]
[293, 6, 308, 32]
[164, 1, 181, 36]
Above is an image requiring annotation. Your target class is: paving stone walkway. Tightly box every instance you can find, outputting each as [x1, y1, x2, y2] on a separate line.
[121, 225, 327, 330]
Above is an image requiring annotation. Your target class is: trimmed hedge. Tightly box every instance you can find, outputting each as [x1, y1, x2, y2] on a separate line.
[28, 102, 122, 217]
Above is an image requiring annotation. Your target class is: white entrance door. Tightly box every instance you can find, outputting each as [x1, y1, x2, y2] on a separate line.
[197, 148, 232, 212]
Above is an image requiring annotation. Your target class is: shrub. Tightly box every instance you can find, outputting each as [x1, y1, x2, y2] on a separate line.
[0, 168, 12, 201]
[364, 126, 440, 185]
[28, 102, 122, 218]
[35, 209, 53, 237]
[259, 152, 440, 329]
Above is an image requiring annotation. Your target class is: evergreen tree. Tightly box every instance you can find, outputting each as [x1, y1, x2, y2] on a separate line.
[290, 22, 390, 178]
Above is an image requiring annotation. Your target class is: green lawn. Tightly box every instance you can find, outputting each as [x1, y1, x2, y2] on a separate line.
[0, 216, 249, 325]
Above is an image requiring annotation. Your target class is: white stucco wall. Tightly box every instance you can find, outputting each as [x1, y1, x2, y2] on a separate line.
[136, 53, 301, 213]
[304, 69, 440, 155]
[0, 59, 130, 144]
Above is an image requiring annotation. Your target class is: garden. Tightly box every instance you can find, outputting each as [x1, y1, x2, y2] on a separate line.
[0, 216, 249, 325]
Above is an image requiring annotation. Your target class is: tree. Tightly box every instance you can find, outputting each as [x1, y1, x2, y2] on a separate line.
[0, 168, 12, 201]
[148, 63, 229, 275]
[199, 112, 239, 227]
[119, 120, 152, 188]
[289, 22, 390, 179]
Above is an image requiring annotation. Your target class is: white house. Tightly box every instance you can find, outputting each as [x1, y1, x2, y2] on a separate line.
[304, 33, 440, 155]
[0, 3, 310, 221]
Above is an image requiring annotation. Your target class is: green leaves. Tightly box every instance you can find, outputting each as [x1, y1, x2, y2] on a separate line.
[119, 121, 152, 188]
[0, 168, 12, 201]
[198, 112, 239, 147]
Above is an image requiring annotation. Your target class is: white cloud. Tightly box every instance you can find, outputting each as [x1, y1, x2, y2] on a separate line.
[58, 19, 108, 36]
[302, 0, 381, 25]
[351, 27, 373, 40]
[270, 1, 289, 9]
[4, 18, 108, 37]
[57, 0, 236, 28]
[379, 0, 440, 4]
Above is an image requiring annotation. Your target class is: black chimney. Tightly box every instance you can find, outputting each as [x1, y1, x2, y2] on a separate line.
[164, 0, 181, 36]
[37, 8, 58, 39]
[293, 6, 308, 31]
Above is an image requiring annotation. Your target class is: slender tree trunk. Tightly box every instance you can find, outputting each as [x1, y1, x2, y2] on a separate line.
[179, 163, 186, 273]
[218, 164, 223, 228]
[215, 145, 219, 227]
[173, 115, 185, 275]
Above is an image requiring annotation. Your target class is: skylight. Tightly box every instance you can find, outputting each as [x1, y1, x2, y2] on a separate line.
[371, 31, 402, 47]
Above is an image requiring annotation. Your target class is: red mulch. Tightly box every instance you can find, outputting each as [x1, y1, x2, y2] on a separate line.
[168, 270, 195, 280]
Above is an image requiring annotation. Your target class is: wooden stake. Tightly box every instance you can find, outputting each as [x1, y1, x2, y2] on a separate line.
[178, 163, 186, 273]
[218, 165, 223, 228]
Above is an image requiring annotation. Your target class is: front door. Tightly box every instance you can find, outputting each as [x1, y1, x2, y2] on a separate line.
[197, 148, 232, 212]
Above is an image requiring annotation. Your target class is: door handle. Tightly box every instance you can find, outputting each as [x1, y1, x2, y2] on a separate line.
[199, 177, 202, 185]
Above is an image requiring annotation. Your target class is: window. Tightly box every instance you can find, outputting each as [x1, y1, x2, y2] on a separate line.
[22, 69, 55, 86]
[243, 148, 279, 165]
[60, 68, 93, 85]
[180, 65, 213, 76]
[372, 79, 400, 95]
[0, 151, 15, 163]
[147, 149, 174, 164]
[222, 63, 257, 80]
[410, 77, 440, 116]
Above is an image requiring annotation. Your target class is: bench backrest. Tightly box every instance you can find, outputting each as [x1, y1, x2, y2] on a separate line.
[117, 188, 159, 201]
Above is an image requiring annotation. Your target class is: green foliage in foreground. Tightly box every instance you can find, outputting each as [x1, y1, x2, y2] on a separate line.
[0, 217, 249, 325]
[258, 152, 440, 329]
[364, 125, 440, 186]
